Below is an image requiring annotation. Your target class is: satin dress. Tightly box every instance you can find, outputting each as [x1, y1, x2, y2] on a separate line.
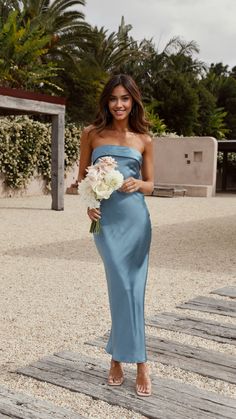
[92, 144, 152, 363]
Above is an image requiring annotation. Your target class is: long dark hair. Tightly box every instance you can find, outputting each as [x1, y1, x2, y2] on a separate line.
[93, 74, 150, 134]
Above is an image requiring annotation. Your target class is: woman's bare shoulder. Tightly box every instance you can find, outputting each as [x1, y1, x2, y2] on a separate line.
[80, 125, 98, 146]
[140, 132, 153, 147]
[82, 124, 96, 136]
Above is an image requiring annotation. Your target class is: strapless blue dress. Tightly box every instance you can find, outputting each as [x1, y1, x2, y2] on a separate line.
[92, 145, 152, 363]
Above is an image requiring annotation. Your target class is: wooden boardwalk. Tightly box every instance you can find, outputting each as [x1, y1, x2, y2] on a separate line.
[87, 333, 236, 384]
[0, 384, 84, 419]
[17, 351, 236, 419]
[176, 295, 236, 316]
[146, 312, 236, 345]
[211, 286, 236, 299]
[4, 285, 236, 418]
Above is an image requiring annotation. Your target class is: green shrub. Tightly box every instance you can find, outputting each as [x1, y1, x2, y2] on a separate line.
[0, 116, 81, 189]
[145, 102, 167, 135]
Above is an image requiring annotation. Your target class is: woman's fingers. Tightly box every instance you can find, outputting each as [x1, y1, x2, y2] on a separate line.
[120, 177, 139, 193]
[87, 207, 101, 221]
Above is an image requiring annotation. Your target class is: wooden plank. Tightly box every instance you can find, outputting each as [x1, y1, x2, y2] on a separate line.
[0, 94, 65, 115]
[211, 286, 236, 299]
[87, 333, 236, 384]
[0, 384, 84, 419]
[51, 113, 65, 211]
[176, 296, 236, 317]
[17, 352, 236, 419]
[146, 312, 236, 345]
[0, 87, 66, 105]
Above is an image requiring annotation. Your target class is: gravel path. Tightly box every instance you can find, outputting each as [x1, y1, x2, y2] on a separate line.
[0, 193, 236, 418]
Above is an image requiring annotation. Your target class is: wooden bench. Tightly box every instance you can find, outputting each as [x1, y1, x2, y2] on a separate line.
[152, 185, 187, 197]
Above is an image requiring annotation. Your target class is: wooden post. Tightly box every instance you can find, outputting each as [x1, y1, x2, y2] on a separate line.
[51, 113, 65, 210]
[222, 151, 228, 191]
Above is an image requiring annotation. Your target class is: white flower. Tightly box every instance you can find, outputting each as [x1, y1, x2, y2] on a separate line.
[78, 178, 100, 208]
[86, 165, 103, 186]
[78, 157, 124, 233]
[104, 169, 124, 190]
[93, 182, 113, 200]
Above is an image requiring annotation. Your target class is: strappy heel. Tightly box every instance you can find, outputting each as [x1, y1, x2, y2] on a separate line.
[107, 360, 124, 386]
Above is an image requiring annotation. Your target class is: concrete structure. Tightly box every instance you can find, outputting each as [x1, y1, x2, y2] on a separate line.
[0, 87, 66, 210]
[154, 137, 218, 197]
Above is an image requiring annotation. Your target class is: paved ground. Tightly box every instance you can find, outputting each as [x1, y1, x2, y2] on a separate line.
[0, 194, 236, 418]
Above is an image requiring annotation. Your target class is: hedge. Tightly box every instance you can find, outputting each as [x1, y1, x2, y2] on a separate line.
[0, 116, 81, 190]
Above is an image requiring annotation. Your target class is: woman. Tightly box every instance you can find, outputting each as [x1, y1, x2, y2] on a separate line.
[76, 74, 154, 396]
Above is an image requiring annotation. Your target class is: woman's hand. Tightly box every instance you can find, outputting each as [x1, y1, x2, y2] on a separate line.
[87, 207, 101, 221]
[119, 177, 141, 193]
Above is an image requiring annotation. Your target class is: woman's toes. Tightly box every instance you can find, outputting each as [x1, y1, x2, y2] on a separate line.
[107, 362, 124, 386]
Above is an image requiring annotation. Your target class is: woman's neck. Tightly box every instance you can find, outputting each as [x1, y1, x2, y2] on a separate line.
[110, 119, 130, 133]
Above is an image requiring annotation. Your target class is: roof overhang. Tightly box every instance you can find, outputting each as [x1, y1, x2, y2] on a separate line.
[0, 87, 66, 116]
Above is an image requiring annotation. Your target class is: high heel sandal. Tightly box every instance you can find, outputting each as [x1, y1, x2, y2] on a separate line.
[135, 368, 152, 396]
[107, 360, 124, 386]
[135, 383, 152, 397]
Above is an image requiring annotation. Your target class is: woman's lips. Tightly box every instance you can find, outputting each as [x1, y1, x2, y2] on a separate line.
[114, 110, 125, 115]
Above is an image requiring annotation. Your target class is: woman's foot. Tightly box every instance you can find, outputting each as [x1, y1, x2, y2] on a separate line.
[136, 362, 152, 396]
[107, 359, 124, 386]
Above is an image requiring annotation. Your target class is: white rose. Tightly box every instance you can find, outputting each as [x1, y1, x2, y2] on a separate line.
[93, 182, 113, 200]
[104, 170, 124, 190]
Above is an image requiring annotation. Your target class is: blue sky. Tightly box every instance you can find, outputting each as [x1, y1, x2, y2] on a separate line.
[84, 0, 236, 69]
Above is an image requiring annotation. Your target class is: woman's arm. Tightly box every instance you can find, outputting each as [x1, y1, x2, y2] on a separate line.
[76, 126, 93, 183]
[138, 137, 154, 194]
[120, 136, 154, 195]
[76, 126, 101, 221]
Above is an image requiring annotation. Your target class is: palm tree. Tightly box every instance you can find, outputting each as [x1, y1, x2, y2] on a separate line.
[0, 1, 89, 54]
[0, 10, 62, 90]
[4, 1, 86, 30]
[79, 25, 139, 74]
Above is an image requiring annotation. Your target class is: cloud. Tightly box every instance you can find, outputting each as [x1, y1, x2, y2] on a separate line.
[85, 0, 236, 67]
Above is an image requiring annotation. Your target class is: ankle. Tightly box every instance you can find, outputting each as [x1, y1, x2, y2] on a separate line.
[111, 359, 122, 367]
[137, 362, 149, 374]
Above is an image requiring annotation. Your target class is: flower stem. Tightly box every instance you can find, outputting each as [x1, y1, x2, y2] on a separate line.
[89, 219, 101, 234]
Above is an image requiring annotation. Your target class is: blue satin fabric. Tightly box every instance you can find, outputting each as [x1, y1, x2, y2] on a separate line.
[92, 145, 152, 363]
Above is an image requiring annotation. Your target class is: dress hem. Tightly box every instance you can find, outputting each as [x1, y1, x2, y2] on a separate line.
[105, 348, 147, 363]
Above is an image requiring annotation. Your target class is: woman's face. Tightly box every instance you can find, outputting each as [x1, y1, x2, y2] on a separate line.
[108, 84, 133, 121]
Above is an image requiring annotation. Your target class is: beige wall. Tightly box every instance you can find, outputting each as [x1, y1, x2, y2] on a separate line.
[154, 137, 218, 197]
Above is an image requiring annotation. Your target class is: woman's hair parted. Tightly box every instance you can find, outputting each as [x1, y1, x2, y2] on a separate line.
[93, 74, 150, 134]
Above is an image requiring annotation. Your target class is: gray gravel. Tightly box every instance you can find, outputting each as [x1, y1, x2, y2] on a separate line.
[0, 193, 236, 418]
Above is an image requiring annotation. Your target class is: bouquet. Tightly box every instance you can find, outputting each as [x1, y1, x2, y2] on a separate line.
[78, 156, 124, 234]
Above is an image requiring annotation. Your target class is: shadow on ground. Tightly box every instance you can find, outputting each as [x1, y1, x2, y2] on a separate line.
[3, 214, 236, 273]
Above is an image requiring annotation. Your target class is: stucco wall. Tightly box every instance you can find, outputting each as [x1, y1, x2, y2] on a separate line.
[153, 137, 218, 196]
